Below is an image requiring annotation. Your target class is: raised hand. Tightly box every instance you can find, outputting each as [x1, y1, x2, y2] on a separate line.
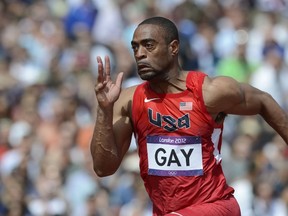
[94, 56, 124, 108]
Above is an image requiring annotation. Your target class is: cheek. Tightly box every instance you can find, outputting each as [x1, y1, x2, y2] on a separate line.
[149, 52, 171, 69]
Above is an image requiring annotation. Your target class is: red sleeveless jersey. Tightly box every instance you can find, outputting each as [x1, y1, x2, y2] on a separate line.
[131, 71, 234, 215]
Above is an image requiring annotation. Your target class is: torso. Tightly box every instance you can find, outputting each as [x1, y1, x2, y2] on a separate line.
[130, 71, 234, 215]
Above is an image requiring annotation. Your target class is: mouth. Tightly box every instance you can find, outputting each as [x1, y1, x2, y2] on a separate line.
[137, 63, 152, 72]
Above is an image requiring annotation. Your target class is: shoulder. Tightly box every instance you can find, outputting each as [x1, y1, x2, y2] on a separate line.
[114, 84, 139, 117]
[118, 85, 138, 106]
[202, 76, 243, 114]
[121, 85, 138, 98]
[203, 75, 240, 91]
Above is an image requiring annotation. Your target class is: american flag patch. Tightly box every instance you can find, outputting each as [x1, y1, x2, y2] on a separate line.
[179, 102, 193, 111]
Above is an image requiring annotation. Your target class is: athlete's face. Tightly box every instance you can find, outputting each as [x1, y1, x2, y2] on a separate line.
[131, 24, 175, 81]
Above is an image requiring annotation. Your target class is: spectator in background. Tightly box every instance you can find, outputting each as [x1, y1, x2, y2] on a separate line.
[253, 178, 288, 216]
[64, 0, 98, 40]
[216, 40, 258, 83]
[250, 40, 288, 110]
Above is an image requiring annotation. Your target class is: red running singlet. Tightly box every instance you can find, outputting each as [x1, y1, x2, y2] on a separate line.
[132, 71, 239, 215]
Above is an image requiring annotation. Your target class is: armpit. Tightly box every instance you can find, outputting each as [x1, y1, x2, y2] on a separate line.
[214, 112, 227, 124]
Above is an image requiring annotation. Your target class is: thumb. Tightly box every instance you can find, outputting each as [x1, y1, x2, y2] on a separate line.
[115, 72, 124, 88]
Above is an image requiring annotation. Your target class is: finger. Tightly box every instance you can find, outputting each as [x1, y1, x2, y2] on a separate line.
[95, 82, 104, 92]
[115, 72, 124, 88]
[97, 56, 104, 82]
[104, 56, 111, 81]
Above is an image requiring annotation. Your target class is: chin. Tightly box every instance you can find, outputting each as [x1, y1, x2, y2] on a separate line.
[138, 71, 156, 81]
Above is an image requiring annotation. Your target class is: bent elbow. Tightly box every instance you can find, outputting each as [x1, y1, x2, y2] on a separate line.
[92, 164, 117, 177]
[94, 170, 110, 178]
[94, 169, 113, 177]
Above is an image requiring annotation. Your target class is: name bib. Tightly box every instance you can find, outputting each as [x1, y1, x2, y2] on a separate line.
[147, 135, 203, 176]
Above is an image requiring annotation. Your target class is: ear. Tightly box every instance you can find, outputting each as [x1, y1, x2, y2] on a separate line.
[169, 40, 179, 56]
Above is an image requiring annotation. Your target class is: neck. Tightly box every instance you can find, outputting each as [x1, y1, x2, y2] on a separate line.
[149, 70, 188, 94]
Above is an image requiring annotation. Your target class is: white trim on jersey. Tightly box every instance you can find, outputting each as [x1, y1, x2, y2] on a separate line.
[211, 128, 222, 164]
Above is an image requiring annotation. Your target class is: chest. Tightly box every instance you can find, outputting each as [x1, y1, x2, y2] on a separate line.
[135, 94, 213, 136]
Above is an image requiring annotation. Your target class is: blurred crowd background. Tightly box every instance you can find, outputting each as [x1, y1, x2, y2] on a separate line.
[0, 0, 288, 215]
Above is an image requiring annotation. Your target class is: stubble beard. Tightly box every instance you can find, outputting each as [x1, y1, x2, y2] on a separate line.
[138, 65, 170, 81]
[139, 71, 156, 81]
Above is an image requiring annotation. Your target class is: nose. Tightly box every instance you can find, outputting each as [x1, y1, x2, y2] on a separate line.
[134, 46, 146, 60]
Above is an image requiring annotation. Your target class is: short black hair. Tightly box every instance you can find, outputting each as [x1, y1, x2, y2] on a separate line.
[138, 16, 179, 44]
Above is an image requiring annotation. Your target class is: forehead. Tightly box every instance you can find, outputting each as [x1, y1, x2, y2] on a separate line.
[132, 24, 165, 43]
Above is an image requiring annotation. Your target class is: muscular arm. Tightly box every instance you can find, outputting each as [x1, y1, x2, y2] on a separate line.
[90, 56, 135, 177]
[90, 87, 134, 177]
[203, 76, 288, 144]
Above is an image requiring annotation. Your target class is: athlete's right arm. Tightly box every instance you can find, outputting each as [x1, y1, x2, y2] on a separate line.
[90, 56, 133, 177]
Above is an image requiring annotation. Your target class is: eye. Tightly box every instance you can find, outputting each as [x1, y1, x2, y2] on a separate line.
[145, 43, 154, 50]
[131, 45, 138, 52]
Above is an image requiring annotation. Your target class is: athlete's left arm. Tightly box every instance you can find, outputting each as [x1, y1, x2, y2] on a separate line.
[203, 76, 288, 145]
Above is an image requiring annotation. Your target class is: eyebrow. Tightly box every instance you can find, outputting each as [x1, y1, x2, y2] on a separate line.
[131, 38, 156, 45]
